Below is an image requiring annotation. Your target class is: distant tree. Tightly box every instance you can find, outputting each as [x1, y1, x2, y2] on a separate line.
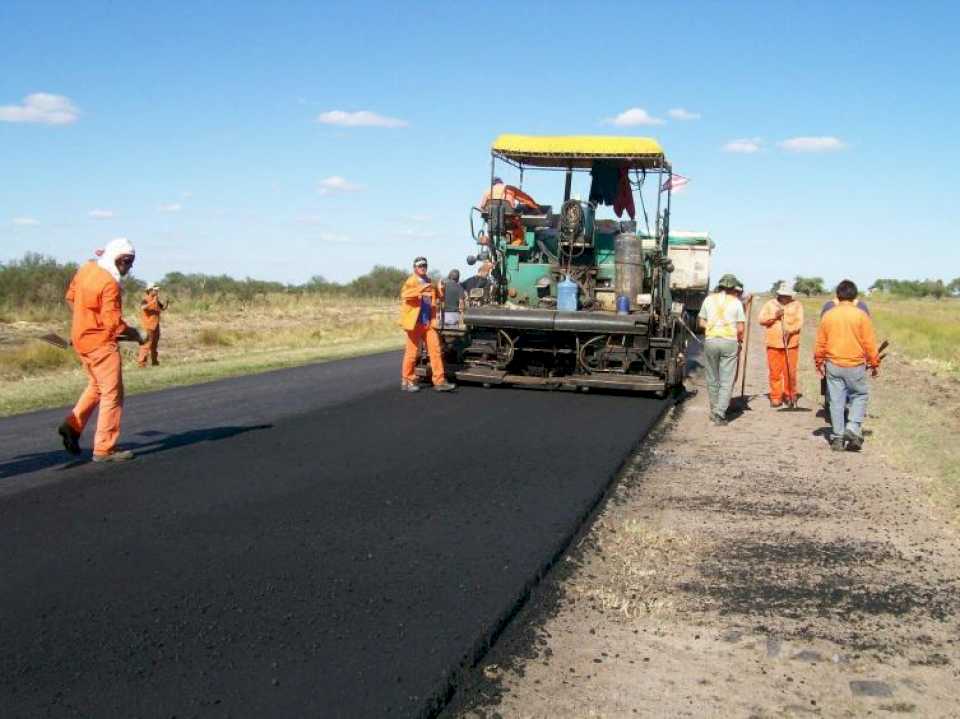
[948, 277, 960, 296]
[347, 265, 408, 298]
[770, 279, 785, 294]
[792, 276, 825, 296]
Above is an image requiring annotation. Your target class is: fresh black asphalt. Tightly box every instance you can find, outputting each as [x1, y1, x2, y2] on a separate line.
[0, 352, 667, 717]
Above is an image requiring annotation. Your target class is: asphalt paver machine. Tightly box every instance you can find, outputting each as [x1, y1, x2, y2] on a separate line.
[426, 134, 690, 396]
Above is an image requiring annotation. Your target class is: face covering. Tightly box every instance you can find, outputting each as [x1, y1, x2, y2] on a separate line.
[96, 237, 136, 282]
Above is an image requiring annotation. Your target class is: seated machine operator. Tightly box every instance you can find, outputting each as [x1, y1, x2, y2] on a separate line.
[479, 177, 540, 246]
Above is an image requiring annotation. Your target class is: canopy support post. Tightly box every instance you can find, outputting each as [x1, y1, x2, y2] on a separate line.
[563, 167, 572, 201]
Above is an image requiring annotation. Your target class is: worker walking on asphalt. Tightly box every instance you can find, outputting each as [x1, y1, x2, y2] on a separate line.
[58, 238, 143, 462]
[758, 282, 804, 407]
[698, 274, 746, 425]
[814, 279, 880, 451]
[399, 256, 456, 393]
[136, 283, 166, 367]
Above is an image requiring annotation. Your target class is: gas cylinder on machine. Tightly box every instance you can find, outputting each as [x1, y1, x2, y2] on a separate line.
[557, 275, 579, 311]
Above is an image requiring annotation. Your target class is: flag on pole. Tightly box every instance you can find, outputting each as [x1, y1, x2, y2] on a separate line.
[661, 174, 689, 192]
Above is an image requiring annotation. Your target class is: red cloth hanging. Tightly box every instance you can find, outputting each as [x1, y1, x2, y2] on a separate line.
[613, 168, 635, 220]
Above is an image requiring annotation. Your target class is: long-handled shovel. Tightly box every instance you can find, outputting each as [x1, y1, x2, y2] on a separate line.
[779, 316, 805, 412]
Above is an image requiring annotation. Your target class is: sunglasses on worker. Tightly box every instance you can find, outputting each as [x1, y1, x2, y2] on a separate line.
[414, 262, 428, 269]
[116, 255, 135, 266]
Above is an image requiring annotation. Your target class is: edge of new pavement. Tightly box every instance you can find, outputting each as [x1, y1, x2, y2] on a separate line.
[423, 389, 677, 718]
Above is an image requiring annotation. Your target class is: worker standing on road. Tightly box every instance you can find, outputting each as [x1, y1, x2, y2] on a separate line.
[697, 274, 746, 426]
[441, 269, 465, 328]
[58, 238, 143, 462]
[814, 279, 880, 452]
[136, 283, 167, 367]
[758, 283, 804, 407]
[399, 256, 456, 393]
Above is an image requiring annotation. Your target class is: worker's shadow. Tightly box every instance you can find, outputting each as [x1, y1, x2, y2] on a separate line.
[0, 424, 272, 481]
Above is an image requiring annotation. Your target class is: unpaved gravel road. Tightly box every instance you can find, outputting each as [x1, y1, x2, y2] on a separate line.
[446, 325, 960, 718]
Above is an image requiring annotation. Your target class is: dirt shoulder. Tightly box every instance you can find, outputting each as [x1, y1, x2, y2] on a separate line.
[444, 315, 960, 718]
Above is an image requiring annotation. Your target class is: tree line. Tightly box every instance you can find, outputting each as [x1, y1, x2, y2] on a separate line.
[769, 275, 959, 299]
[0, 253, 413, 311]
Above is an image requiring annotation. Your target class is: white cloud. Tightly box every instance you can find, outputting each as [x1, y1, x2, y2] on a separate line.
[318, 176, 364, 195]
[777, 136, 846, 152]
[668, 108, 701, 121]
[316, 110, 408, 128]
[12, 217, 40, 226]
[606, 108, 665, 127]
[159, 203, 182, 213]
[0, 93, 80, 125]
[88, 209, 115, 219]
[722, 138, 763, 154]
[405, 213, 432, 223]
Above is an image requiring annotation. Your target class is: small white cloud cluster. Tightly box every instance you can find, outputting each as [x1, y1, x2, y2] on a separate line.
[159, 203, 182, 213]
[12, 217, 40, 226]
[723, 138, 763, 154]
[316, 110, 408, 128]
[318, 176, 363, 195]
[777, 136, 846, 152]
[722, 136, 847, 154]
[0, 93, 79, 125]
[88, 209, 114, 219]
[667, 108, 701, 121]
[606, 106, 703, 126]
[607, 108, 665, 127]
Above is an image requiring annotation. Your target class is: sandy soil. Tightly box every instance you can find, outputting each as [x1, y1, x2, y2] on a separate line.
[444, 322, 960, 718]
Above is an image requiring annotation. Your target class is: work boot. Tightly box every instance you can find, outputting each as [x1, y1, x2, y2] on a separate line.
[92, 449, 135, 463]
[432, 382, 456, 392]
[830, 437, 845, 452]
[57, 421, 82, 455]
[711, 415, 728, 426]
[843, 427, 864, 451]
[400, 381, 420, 393]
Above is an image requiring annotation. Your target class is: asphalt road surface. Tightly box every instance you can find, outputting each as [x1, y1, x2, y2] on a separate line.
[0, 352, 667, 718]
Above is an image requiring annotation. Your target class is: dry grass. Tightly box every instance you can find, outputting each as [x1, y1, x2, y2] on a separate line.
[569, 520, 694, 619]
[0, 294, 402, 416]
[0, 341, 78, 378]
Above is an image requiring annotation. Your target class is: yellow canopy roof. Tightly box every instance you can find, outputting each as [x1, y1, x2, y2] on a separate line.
[491, 134, 667, 169]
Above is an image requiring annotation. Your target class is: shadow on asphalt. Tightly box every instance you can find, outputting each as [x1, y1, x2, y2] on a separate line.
[0, 424, 272, 480]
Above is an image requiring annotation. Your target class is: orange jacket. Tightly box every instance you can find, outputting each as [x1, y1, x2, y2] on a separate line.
[480, 183, 540, 211]
[758, 298, 804, 348]
[140, 293, 164, 331]
[814, 301, 880, 368]
[398, 274, 443, 331]
[65, 261, 130, 355]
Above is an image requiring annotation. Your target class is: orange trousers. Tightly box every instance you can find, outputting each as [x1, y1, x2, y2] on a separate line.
[766, 346, 799, 403]
[402, 324, 445, 385]
[137, 328, 160, 366]
[65, 344, 124, 456]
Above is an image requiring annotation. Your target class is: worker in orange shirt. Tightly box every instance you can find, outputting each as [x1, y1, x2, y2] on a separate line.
[399, 256, 456, 393]
[758, 282, 804, 407]
[57, 238, 143, 462]
[480, 177, 539, 246]
[814, 279, 880, 452]
[137, 283, 167, 367]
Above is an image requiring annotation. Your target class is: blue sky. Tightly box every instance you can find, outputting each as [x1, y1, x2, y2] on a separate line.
[2, 0, 957, 291]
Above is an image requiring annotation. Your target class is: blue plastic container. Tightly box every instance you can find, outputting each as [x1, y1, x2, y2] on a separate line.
[557, 276, 579, 311]
[616, 295, 630, 314]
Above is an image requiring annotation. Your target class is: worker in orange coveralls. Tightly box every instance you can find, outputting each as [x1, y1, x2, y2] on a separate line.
[758, 282, 804, 407]
[57, 237, 144, 462]
[399, 256, 456, 393]
[137, 283, 167, 367]
[480, 177, 540, 246]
